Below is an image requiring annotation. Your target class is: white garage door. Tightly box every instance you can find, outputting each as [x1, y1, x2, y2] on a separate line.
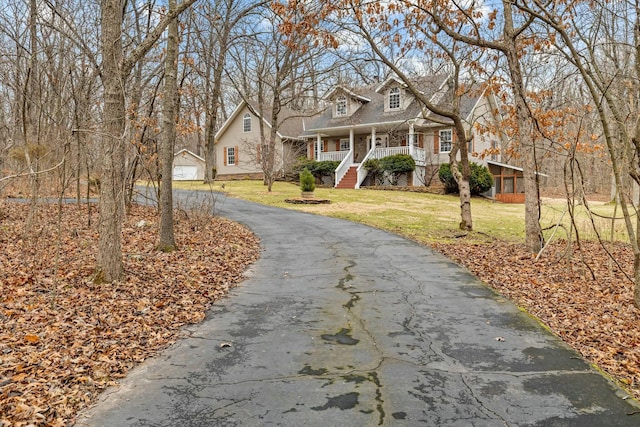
[173, 165, 198, 180]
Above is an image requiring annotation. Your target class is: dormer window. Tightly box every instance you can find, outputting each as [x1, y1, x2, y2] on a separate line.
[336, 95, 347, 116]
[389, 87, 401, 110]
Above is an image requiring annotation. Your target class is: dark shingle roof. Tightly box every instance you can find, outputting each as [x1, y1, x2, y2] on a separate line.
[302, 75, 483, 135]
[245, 101, 311, 140]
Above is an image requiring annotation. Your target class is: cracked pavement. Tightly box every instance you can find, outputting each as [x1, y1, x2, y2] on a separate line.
[75, 190, 640, 426]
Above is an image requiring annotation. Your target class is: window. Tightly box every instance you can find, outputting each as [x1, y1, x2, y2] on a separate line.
[243, 113, 251, 133]
[336, 95, 347, 116]
[389, 87, 401, 109]
[226, 146, 236, 165]
[439, 129, 452, 153]
[490, 140, 498, 161]
[340, 138, 350, 151]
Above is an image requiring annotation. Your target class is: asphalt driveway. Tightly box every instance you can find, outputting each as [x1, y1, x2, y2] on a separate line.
[75, 190, 639, 426]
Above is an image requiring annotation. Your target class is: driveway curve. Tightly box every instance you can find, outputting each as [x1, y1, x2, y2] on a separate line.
[76, 190, 639, 426]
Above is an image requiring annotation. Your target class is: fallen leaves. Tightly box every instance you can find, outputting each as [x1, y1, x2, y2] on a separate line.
[3, 199, 639, 425]
[0, 201, 260, 426]
[433, 239, 640, 401]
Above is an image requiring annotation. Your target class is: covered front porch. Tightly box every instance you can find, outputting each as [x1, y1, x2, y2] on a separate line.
[309, 124, 428, 189]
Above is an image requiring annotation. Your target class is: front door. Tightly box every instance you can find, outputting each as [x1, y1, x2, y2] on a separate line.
[367, 134, 389, 150]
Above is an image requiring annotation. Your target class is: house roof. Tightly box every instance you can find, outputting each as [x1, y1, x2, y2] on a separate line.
[174, 149, 205, 162]
[216, 100, 309, 141]
[247, 101, 311, 140]
[375, 75, 408, 93]
[301, 75, 485, 136]
[487, 160, 549, 177]
[324, 85, 371, 103]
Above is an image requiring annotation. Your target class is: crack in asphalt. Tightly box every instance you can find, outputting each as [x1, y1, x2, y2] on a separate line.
[459, 373, 511, 426]
[330, 253, 387, 425]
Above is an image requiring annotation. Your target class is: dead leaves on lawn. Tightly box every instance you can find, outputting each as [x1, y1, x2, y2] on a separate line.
[433, 240, 640, 402]
[0, 201, 260, 426]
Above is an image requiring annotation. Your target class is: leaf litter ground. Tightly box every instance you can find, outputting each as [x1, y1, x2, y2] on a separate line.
[2, 201, 640, 425]
[0, 201, 260, 426]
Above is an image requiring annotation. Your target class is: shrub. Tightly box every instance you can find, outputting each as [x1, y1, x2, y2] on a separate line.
[470, 163, 494, 195]
[293, 157, 315, 175]
[438, 162, 493, 195]
[380, 154, 415, 185]
[312, 161, 340, 181]
[293, 159, 340, 185]
[363, 158, 384, 185]
[299, 168, 315, 192]
[438, 163, 458, 193]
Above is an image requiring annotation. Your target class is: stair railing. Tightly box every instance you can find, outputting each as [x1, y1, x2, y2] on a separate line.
[355, 145, 377, 189]
[334, 149, 354, 187]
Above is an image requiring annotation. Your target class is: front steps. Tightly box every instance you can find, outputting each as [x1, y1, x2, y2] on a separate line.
[336, 166, 358, 189]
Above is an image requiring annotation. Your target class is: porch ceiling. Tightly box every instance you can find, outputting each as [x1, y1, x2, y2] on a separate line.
[305, 120, 432, 138]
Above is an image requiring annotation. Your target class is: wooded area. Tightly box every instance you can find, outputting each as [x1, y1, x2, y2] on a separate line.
[0, 0, 635, 292]
[2, 1, 640, 422]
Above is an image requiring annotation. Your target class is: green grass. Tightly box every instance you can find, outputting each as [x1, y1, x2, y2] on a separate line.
[170, 180, 630, 246]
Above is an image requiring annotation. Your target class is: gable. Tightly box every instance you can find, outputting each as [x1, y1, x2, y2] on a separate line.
[326, 87, 370, 119]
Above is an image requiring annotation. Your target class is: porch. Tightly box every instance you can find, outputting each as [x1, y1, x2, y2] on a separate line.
[311, 125, 428, 189]
[487, 161, 525, 203]
[318, 145, 426, 189]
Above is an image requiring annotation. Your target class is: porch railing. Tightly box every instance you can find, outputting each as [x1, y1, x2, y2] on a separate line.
[355, 145, 377, 189]
[371, 146, 409, 158]
[319, 150, 349, 162]
[334, 149, 354, 187]
[333, 145, 427, 188]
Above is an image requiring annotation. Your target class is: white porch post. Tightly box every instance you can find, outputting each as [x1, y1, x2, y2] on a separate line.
[316, 134, 322, 161]
[370, 127, 376, 151]
[349, 128, 354, 151]
[409, 121, 415, 157]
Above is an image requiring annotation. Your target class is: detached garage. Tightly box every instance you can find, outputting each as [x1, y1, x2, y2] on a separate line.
[173, 149, 206, 181]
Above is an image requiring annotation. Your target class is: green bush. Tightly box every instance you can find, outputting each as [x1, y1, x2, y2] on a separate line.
[292, 157, 315, 175]
[311, 160, 340, 180]
[292, 158, 339, 184]
[380, 154, 415, 173]
[299, 168, 315, 192]
[380, 154, 415, 185]
[363, 158, 384, 185]
[470, 162, 494, 195]
[438, 163, 458, 193]
[438, 162, 493, 195]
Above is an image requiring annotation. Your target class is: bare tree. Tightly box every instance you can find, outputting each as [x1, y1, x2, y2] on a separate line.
[187, 0, 267, 184]
[158, 0, 180, 252]
[227, 5, 339, 191]
[401, 0, 545, 251]
[97, 0, 197, 283]
[334, 2, 495, 230]
[515, 0, 640, 306]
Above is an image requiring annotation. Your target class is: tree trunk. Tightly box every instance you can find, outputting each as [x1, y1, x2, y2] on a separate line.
[158, 0, 178, 252]
[97, 0, 126, 282]
[203, 104, 217, 183]
[203, 25, 231, 184]
[449, 141, 473, 231]
[503, 0, 542, 253]
[266, 95, 281, 192]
